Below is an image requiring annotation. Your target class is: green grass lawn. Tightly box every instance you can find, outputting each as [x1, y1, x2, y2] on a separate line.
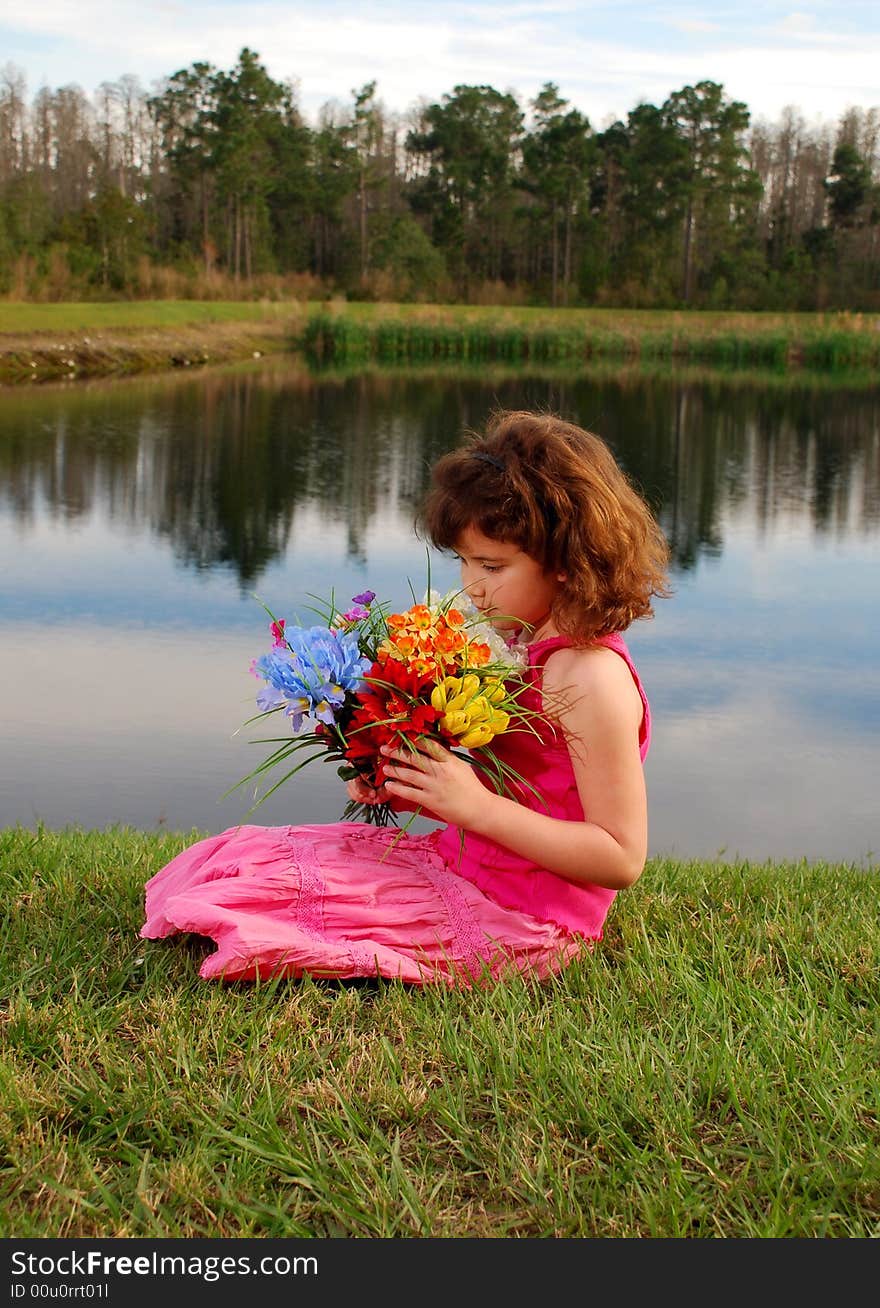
[0, 300, 305, 333]
[0, 299, 873, 332]
[2, 825, 877, 1238]
[0, 299, 875, 337]
[328, 302, 877, 335]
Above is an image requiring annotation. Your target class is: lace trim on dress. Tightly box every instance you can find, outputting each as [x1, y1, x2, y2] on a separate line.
[285, 829, 380, 976]
[422, 860, 491, 980]
[286, 830, 326, 941]
[346, 944, 382, 974]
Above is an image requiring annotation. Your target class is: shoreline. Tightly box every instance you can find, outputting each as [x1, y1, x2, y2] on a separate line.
[1, 301, 878, 384]
[0, 318, 298, 385]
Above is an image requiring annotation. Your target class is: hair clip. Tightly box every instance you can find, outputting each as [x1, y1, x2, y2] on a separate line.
[470, 450, 506, 472]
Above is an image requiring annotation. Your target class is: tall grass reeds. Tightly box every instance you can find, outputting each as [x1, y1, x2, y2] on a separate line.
[301, 309, 880, 375]
[2, 824, 877, 1238]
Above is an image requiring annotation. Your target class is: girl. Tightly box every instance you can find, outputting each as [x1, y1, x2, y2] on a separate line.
[141, 410, 670, 986]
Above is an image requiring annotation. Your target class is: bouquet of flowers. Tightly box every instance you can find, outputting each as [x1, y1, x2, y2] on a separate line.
[232, 583, 537, 826]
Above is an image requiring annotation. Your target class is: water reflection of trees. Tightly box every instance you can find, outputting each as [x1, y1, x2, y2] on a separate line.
[0, 365, 877, 584]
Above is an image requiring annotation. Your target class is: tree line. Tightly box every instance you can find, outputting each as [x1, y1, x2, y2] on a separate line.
[1, 51, 878, 310]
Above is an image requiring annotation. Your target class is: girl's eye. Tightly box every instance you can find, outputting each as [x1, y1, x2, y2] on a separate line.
[455, 554, 500, 573]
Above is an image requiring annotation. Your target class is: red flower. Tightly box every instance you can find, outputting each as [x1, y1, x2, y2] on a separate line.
[372, 655, 434, 696]
[342, 659, 442, 787]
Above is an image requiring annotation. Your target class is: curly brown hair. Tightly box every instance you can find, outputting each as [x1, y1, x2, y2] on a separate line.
[418, 409, 671, 641]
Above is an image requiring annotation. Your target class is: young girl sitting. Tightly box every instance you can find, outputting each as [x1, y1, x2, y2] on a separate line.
[140, 409, 670, 986]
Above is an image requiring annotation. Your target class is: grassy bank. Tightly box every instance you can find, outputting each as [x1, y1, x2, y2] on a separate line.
[1, 825, 877, 1238]
[1, 302, 878, 384]
[0, 301, 309, 384]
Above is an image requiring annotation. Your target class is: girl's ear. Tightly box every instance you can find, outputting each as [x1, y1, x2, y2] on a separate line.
[556, 571, 568, 582]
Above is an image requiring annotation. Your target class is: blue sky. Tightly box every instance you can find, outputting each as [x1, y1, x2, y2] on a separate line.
[2, 1, 878, 129]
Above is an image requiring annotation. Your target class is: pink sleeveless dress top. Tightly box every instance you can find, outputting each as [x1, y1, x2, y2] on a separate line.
[436, 632, 651, 938]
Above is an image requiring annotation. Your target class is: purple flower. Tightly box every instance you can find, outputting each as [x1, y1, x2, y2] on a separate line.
[341, 604, 369, 623]
[352, 590, 375, 607]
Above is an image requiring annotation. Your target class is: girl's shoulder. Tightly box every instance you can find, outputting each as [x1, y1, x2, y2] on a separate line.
[541, 639, 644, 730]
[542, 640, 632, 691]
[532, 629, 627, 670]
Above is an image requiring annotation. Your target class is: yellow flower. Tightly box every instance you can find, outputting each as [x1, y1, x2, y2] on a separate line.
[464, 695, 492, 722]
[430, 675, 462, 712]
[443, 673, 481, 714]
[459, 723, 495, 749]
[440, 709, 471, 736]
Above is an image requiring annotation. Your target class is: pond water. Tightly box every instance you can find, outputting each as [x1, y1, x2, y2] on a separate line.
[0, 357, 877, 865]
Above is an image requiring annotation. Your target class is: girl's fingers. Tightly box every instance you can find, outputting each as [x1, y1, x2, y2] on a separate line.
[384, 751, 435, 784]
[381, 740, 448, 766]
[421, 738, 448, 760]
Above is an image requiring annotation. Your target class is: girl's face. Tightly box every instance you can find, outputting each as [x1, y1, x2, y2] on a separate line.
[454, 524, 564, 639]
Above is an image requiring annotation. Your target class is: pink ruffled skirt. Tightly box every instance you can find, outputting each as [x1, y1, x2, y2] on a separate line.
[140, 822, 583, 987]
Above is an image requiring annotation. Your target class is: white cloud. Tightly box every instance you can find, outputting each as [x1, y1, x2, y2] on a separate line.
[670, 20, 723, 34]
[778, 11, 819, 35]
[2, 1, 878, 126]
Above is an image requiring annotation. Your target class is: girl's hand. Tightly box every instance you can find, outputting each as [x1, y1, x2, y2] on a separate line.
[345, 773, 440, 821]
[346, 776, 386, 806]
[380, 739, 491, 830]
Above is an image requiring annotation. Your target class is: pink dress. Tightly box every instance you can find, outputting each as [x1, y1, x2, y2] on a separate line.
[140, 634, 651, 987]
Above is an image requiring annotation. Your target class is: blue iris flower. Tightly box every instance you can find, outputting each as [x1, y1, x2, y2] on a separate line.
[254, 626, 371, 731]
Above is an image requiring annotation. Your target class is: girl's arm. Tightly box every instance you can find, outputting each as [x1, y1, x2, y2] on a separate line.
[381, 646, 647, 889]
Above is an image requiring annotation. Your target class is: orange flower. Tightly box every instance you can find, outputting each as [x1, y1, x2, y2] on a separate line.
[465, 641, 491, 667]
[391, 634, 417, 657]
[434, 626, 466, 655]
[408, 605, 434, 630]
